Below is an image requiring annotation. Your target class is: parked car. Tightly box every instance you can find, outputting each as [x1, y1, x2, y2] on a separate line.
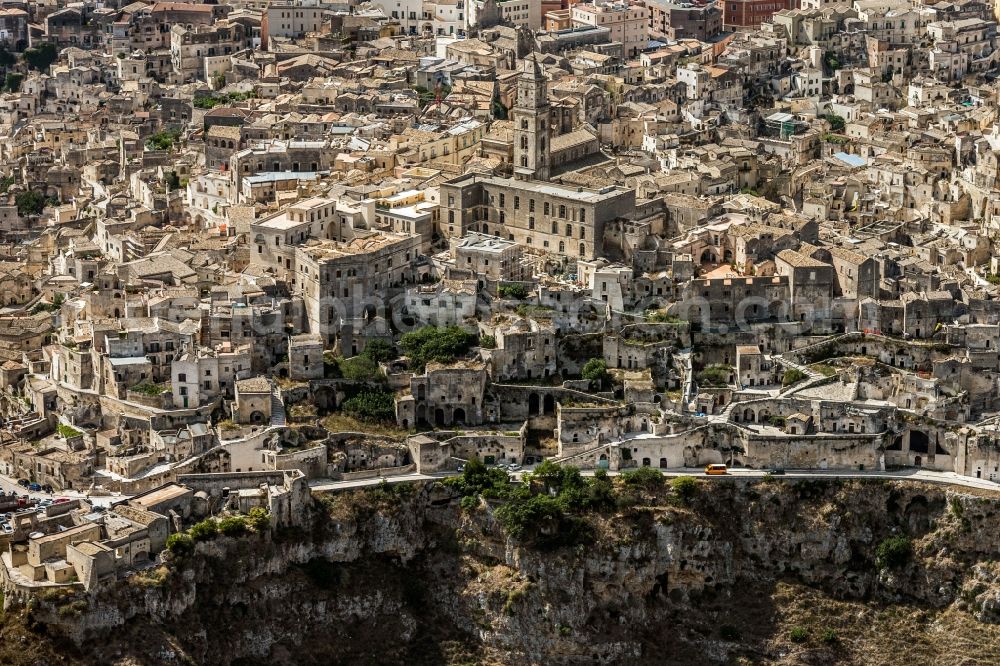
[0, 523, 12, 534]
[28, 483, 41, 492]
[768, 468, 786, 476]
[53, 498, 70, 504]
[38, 499, 52, 508]
[16, 479, 29, 488]
[509, 464, 522, 471]
[42, 484, 53, 494]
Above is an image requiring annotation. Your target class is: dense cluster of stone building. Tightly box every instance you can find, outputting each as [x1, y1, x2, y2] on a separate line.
[1, 0, 1000, 597]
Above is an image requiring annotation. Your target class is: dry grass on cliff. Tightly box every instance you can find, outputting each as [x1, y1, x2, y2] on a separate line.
[0, 608, 86, 666]
[767, 581, 1000, 666]
[320, 413, 410, 438]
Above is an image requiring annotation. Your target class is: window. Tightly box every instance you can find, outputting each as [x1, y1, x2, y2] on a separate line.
[544, 202, 549, 215]
[513, 196, 520, 210]
[559, 205, 566, 218]
[499, 193, 505, 207]
[529, 199, 535, 212]
[178, 373, 187, 382]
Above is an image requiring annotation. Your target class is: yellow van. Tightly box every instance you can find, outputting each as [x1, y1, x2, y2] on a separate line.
[704, 464, 728, 475]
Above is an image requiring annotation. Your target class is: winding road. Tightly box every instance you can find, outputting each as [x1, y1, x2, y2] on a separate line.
[308, 466, 1000, 493]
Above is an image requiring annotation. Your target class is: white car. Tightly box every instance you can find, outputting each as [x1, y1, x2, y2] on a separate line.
[0, 523, 13, 534]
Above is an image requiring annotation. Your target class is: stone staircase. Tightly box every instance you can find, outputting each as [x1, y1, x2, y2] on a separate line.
[270, 385, 286, 427]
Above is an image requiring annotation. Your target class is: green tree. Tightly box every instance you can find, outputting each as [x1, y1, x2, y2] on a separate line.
[619, 466, 665, 490]
[189, 519, 218, 542]
[247, 507, 271, 531]
[782, 368, 807, 386]
[581, 358, 610, 388]
[529, 459, 584, 495]
[823, 51, 841, 72]
[670, 476, 698, 505]
[498, 283, 529, 299]
[361, 339, 396, 363]
[400, 325, 477, 371]
[218, 515, 248, 537]
[341, 389, 395, 421]
[146, 129, 180, 151]
[166, 533, 194, 556]
[2, 72, 22, 92]
[0, 49, 16, 68]
[335, 355, 382, 381]
[15, 190, 45, 216]
[822, 113, 846, 132]
[23, 42, 58, 71]
[193, 96, 220, 109]
[164, 170, 181, 190]
[875, 536, 912, 570]
[697, 364, 731, 387]
[491, 85, 508, 120]
[446, 458, 510, 497]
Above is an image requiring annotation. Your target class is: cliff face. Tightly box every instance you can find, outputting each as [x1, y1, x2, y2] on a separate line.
[18, 479, 1000, 666]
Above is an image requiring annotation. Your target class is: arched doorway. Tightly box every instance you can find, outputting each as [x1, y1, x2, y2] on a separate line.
[453, 407, 466, 424]
[914, 455, 922, 467]
[434, 408, 445, 427]
[528, 393, 540, 415]
[659, 458, 667, 468]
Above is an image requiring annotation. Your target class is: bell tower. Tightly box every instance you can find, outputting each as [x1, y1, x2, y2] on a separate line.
[512, 54, 550, 181]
